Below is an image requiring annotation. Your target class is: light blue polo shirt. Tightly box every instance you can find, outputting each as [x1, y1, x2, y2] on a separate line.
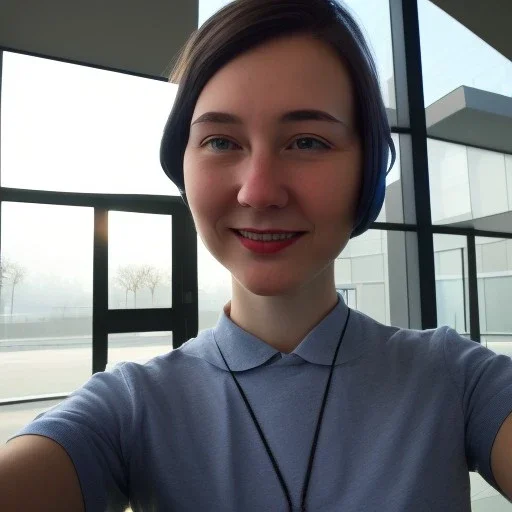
[11, 294, 512, 511]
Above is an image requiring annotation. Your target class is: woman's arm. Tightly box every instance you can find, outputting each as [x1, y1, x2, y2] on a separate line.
[0, 435, 85, 512]
[491, 412, 512, 500]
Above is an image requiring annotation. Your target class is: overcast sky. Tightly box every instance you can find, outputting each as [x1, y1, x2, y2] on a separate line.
[0, 0, 511, 314]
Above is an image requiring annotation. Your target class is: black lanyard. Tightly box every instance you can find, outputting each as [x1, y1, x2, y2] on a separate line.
[215, 308, 351, 511]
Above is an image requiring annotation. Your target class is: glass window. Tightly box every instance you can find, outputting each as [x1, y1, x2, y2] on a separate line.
[433, 234, 468, 334]
[0, 399, 63, 444]
[420, 0, 512, 245]
[428, 139, 471, 224]
[199, 0, 231, 24]
[344, 228, 385, 258]
[198, 236, 231, 331]
[505, 155, 512, 211]
[507, 240, 512, 271]
[351, 254, 384, 283]
[419, 0, 512, 107]
[467, 148, 508, 218]
[428, 139, 512, 227]
[482, 277, 512, 333]
[479, 239, 509, 273]
[342, 0, 396, 125]
[109, 212, 172, 309]
[376, 133, 405, 224]
[477, 237, 512, 358]
[107, 332, 173, 369]
[0, 52, 179, 195]
[0, 203, 93, 399]
[336, 229, 392, 325]
[334, 258, 352, 286]
[336, 287, 357, 310]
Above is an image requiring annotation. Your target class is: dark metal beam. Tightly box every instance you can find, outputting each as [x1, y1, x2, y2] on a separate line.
[373, 222, 512, 240]
[430, 226, 512, 239]
[1, 187, 183, 214]
[108, 308, 175, 334]
[171, 208, 198, 348]
[93, 208, 108, 374]
[390, 0, 437, 329]
[466, 234, 481, 342]
[0, 394, 68, 407]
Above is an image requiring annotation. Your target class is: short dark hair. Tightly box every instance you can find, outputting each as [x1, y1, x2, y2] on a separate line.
[160, 0, 395, 238]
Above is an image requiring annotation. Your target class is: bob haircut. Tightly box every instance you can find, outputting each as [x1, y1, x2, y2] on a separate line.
[160, 0, 395, 238]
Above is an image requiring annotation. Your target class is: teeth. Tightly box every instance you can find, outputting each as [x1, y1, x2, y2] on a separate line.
[238, 230, 297, 241]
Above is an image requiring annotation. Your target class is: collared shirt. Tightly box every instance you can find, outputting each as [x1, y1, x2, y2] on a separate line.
[11, 294, 512, 511]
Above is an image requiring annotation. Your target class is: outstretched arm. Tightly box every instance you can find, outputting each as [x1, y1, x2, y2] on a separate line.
[492, 412, 512, 500]
[0, 435, 85, 511]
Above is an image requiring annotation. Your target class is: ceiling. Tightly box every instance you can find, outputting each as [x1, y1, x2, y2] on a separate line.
[0, 1, 510, 79]
[431, 0, 512, 61]
[0, 0, 198, 79]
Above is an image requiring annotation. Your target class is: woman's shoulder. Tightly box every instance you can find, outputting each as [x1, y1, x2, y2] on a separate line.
[349, 306, 489, 363]
[108, 327, 220, 385]
[348, 306, 440, 346]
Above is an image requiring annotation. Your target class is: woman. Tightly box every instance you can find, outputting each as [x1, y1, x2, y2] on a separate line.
[2, 1, 512, 511]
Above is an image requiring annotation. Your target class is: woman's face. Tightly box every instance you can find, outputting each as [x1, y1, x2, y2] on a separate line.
[183, 34, 362, 297]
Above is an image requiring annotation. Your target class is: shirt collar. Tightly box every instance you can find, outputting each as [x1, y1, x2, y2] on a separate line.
[192, 293, 358, 372]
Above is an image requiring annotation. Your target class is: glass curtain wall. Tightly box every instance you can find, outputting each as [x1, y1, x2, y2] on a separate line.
[0, 52, 191, 445]
[420, 0, 512, 509]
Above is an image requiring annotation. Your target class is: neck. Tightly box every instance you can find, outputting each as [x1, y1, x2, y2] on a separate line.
[228, 267, 339, 353]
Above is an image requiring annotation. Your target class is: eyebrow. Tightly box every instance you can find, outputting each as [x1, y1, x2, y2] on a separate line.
[191, 109, 347, 127]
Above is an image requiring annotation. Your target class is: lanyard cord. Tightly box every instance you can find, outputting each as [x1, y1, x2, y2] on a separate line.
[215, 309, 351, 512]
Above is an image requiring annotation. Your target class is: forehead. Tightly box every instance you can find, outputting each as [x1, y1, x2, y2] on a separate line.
[192, 34, 356, 122]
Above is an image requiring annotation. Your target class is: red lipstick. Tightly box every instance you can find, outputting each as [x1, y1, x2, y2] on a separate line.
[233, 229, 304, 254]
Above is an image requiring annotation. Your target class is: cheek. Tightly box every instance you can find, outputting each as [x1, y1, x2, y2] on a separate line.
[183, 152, 229, 234]
[302, 166, 361, 228]
[184, 152, 208, 228]
[332, 157, 363, 225]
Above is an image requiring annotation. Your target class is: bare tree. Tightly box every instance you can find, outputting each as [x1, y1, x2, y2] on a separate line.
[0, 258, 9, 311]
[131, 265, 150, 308]
[114, 266, 135, 307]
[144, 266, 165, 306]
[114, 264, 151, 308]
[5, 262, 27, 316]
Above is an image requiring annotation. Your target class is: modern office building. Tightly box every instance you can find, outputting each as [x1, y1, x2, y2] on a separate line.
[0, 0, 511, 509]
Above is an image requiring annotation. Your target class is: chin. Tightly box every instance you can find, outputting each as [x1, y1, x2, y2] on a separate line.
[243, 285, 294, 297]
[234, 272, 306, 298]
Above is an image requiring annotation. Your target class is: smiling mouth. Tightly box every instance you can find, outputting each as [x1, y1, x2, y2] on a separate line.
[236, 229, 303, 241]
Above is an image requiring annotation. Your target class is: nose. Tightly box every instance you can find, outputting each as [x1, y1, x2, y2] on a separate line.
[237, 152, 288, 210]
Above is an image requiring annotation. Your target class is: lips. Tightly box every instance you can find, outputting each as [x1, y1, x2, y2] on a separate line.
[237, 229, 300, 241]
[231, 228, 305, 254]
[233, 228, 305, 235]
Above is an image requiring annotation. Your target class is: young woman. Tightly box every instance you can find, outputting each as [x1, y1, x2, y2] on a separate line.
[2, 1, 512, 511]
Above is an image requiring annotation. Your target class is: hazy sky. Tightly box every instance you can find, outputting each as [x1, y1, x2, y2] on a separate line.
[0, 0, 511, 314]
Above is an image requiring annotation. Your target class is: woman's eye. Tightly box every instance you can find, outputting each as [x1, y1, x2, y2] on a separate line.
[205, 138, 240, 151]
[289, 137, 330, 150]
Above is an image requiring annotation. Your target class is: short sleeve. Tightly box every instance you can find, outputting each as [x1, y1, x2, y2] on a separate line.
[443, 327, 512, 488]
[9, 363, 139, 512]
